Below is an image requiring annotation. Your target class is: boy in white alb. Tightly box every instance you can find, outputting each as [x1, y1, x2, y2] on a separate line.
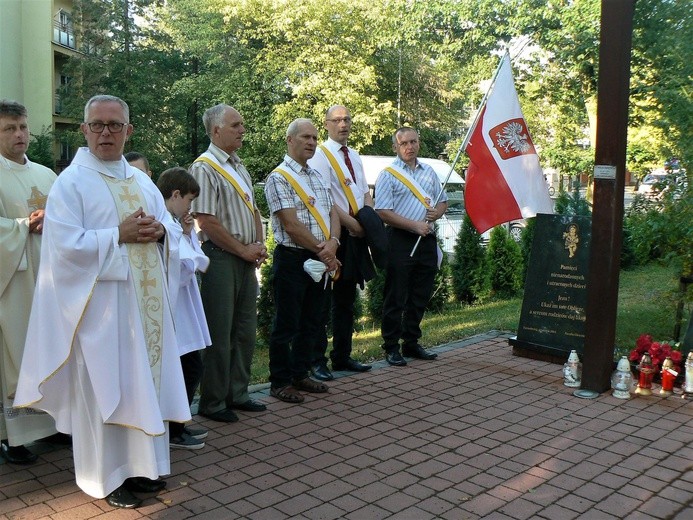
[157, 167, 212, 449]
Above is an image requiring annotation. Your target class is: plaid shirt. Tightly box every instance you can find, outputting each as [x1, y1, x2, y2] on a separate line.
[264, 155, 333, 249]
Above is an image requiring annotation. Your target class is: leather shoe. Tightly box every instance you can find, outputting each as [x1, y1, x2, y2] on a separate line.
[403, 344, 438, 360]
[230, 400, 267, 412]
[1, 440, 37, 464]
[332, 358, 372, 372]
[311, 363, 334, 381]
[385, 351, 407, 366]
[106, 485, 142, 508]
[199, 408, 239, 423]
[124, 477, 167, 493]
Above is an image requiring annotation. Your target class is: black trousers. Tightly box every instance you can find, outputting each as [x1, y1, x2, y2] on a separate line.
[170, 350, 203, 437]
[312, 227, 360, 367]
[269, 245, 330, 388]
[381, 228, 438, 352]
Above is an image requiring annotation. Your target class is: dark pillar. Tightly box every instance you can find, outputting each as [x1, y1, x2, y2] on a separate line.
[582, 0, 636, 392]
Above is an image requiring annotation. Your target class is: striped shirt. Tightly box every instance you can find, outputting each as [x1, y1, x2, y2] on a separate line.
[264, 155, 333, 249]
[189, 143, 257, 244]
[374, 157, 447, 222]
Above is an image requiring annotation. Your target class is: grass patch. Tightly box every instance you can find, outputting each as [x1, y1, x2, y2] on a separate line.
[248, 262, 686, 384]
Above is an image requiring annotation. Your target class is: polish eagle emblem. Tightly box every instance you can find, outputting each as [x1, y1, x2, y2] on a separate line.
[489, 118, 536, 160]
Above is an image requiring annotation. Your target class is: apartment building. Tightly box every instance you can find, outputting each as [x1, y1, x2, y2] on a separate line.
[0, 0, 78, 171]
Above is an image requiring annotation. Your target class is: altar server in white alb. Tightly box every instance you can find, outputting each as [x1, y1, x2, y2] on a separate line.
[0, 100, 57, 465]
[156, 167, 212, 450]
[15, 95, 190, 509]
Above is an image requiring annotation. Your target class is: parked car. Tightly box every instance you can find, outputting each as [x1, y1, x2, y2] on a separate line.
[637, 169, 668, 197]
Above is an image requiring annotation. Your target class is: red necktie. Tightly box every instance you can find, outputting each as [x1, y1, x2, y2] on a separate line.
[340, 146, 356, 182]
[340, 146, 357, 216]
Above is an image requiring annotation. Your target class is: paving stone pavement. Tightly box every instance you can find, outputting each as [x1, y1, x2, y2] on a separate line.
[1, 331, 692, 519]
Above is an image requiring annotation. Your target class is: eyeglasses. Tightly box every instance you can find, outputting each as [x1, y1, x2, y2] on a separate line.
[86, 122, 126, 133]
[326, 117, 352, 124]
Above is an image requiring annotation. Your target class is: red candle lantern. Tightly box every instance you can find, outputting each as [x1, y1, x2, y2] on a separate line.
[659, 357, 677, 396]
[635, 352, 655, 396]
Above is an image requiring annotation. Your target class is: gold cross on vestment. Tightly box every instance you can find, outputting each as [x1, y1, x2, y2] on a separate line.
[27, 186, 48, 210]
[119, 186, 140, 210]
[140, 269, 157, 296]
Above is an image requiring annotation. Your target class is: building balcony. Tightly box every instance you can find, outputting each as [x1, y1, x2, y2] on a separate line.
[53, 21, 75, 49]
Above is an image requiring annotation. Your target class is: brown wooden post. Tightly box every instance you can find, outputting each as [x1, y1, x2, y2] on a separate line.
[582, 0, 636, 392]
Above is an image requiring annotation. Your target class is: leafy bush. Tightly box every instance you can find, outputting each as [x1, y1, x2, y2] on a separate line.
[487, 226, 523, 296]
[451, 214, 488, 303]
[623, 172, 693, 278]
[256, 230, 276, 346]
[554, 182, 592, 216]
[364, 268, 386, 321]
[427, 243, 450, 313]
[519, 216, 536, 282]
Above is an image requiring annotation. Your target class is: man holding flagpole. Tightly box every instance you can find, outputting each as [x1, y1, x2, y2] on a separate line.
[190, 104, 268, 424]
[374, 127, 447, 367]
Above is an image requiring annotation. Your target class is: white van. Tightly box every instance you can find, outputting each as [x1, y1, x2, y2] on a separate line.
[360, 155, 465, 187]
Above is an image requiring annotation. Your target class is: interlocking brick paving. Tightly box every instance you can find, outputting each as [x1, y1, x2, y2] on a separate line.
[1, 332, 692, 519]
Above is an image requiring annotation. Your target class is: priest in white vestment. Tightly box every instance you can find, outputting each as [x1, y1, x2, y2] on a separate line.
[0, 100, 58, 465]
[15, 95, 190, 509]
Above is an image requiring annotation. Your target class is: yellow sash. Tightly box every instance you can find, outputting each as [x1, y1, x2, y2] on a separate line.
[385, 166, 433, 209]
[273, 167, 330, 240]
[195, 156, 255, 215]
[100, 174, 164, 395]
[317, 144, 359, 215]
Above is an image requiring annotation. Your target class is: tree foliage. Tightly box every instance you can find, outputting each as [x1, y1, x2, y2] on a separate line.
[55, 0, 690, 191]
[451, 214, 488, 303]
[487, 226, 523, 297]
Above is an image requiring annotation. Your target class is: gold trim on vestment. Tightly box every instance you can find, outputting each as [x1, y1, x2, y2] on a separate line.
[101, 174, 164, 394]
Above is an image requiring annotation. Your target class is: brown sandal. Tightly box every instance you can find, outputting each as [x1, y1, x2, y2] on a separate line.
[270, 385, 305, 403]
[293, 377, 328, 393]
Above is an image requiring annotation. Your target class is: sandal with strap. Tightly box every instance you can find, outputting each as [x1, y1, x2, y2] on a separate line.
[293, 377, 328, 393]
[270, 385, 305, 403]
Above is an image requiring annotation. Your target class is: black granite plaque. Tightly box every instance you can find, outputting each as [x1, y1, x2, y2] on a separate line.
[509, 213, 592, 360]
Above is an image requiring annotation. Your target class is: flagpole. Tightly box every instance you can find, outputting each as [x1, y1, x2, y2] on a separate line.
[409, 51, 509, 257]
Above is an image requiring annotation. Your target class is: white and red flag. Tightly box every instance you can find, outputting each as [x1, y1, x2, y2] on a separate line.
[464, 54, 553, 234]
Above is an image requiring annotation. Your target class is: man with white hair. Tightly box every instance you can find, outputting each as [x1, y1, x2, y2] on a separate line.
[189, 104, 268, 424]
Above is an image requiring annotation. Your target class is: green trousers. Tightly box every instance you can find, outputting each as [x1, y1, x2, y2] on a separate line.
[198, 244, 258, 414]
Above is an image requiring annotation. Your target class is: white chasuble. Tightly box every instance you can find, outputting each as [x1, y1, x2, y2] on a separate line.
[14, 148, 190, 498]
[0, 156, 57, 445]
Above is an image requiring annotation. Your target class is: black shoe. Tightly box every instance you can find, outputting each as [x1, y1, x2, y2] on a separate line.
[199, 408, 239, 423]
[184, 426, 208, 440]
[311, 363, 334, 381]
[402, 344, 438, 360]
[0, 440, 37, 464]
[230, 400, 267, 412]
[332, 358, 372, 372]
[169, 432, 205, 450]
[106, 485, 142, 508]
[385, 351, 407, 366]
[124, 476, 167, 493]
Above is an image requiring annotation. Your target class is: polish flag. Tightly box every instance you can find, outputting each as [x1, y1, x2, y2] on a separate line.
[465, 54, 554, 234]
